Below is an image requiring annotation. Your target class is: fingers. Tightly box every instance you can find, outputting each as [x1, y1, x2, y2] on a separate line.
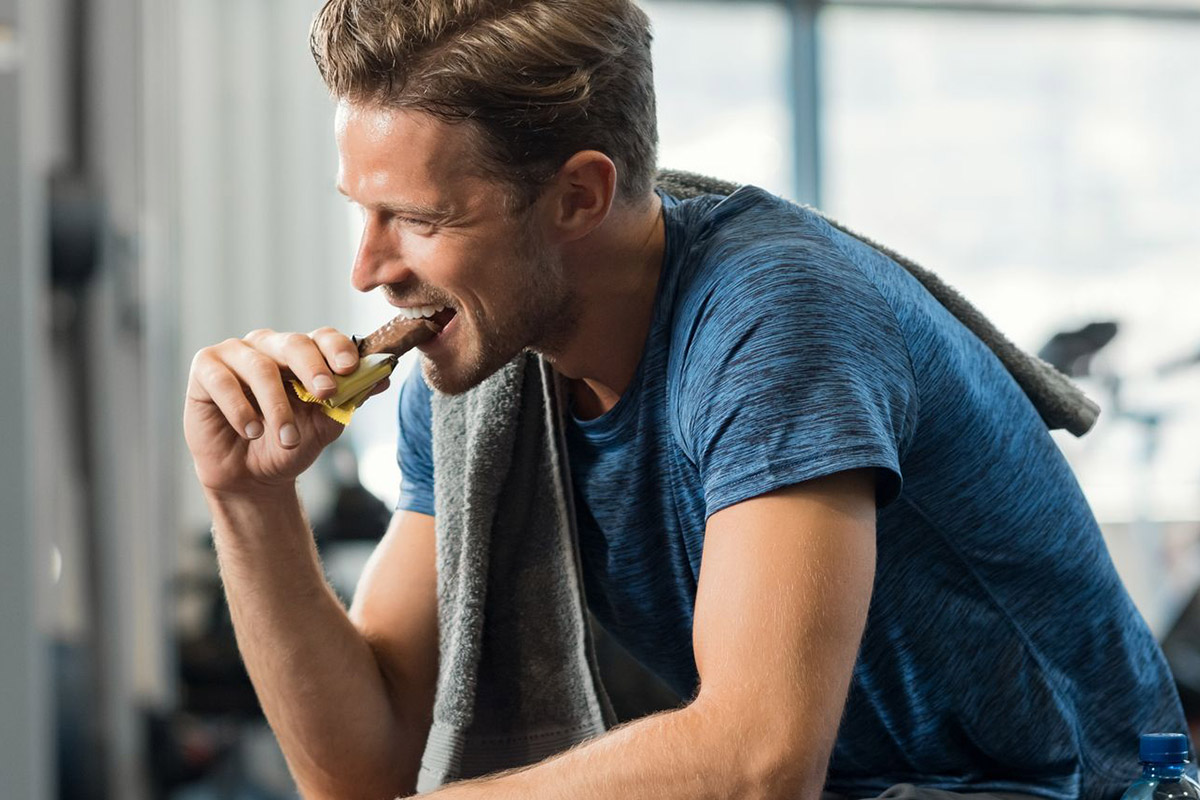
[247, 327, 356, 397]
[223, 342, 301, 448]
[189, 347, 266, 440]
[190, 328, 362, 449]
[309, 326, 360, 376]
[191, 337, 298, 448]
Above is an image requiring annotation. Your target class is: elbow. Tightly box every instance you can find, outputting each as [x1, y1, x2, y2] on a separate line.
[738, 740, 827, 800]
[296, 778, 414, 800]
[690, 696, 831, 800]
[742, 750, 827, 800]
[292, 756, 417, 800]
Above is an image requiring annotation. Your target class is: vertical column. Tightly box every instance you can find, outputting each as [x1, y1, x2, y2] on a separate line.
[86, 0, 156, 793]
[140, 0, 180, 714]
[0, 0, 52, 796]
[789, 0, 823, 206]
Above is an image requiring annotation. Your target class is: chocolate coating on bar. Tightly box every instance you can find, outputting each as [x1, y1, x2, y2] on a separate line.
[356, 316, 440, 357]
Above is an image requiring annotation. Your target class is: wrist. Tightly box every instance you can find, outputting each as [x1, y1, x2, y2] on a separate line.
[204, 482, 309, 550]
[203, 479, 300, 510]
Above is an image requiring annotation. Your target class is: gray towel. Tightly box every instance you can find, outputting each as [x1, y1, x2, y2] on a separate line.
[418, 354, 613, 791]
[417, 172, 1100, 792]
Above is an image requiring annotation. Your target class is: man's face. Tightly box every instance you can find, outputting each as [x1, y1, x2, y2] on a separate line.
[335, 102, 578, 395]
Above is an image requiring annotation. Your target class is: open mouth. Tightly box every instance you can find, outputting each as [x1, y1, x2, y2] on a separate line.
[429, 307, 457, 331]
[393, 304, 458, 333]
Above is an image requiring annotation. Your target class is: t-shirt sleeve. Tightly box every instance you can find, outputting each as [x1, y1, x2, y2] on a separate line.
[395, 359, 435, 516]
[674, 212, 919, 519]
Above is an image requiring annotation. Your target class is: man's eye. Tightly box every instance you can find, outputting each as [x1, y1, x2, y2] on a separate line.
[394, 215, 435, 229]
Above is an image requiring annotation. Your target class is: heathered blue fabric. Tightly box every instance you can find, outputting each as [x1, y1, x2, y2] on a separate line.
[396, 186, 1187, 800]
[397, 364, 435, 517]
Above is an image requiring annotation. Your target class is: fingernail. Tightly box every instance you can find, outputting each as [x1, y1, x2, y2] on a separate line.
[314, 375, 336, 392]
[335, 352, 356, 369]
[244, 420, 264, 439]
[279, 423, 299, 447]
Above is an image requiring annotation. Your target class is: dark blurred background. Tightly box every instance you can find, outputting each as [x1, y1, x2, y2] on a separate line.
[3, 0, 1200, 797]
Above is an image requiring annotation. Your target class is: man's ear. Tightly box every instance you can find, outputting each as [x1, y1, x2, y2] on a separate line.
[545, 151, 617, 243]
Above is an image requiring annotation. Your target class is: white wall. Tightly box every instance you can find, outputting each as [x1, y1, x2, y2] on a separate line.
[172, 0, 355, 543]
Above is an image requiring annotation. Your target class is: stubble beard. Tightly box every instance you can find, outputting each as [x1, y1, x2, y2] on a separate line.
[421, 223, 579, 396]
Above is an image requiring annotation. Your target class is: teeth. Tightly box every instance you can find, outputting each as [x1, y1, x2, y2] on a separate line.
[395, 304, 447, 320]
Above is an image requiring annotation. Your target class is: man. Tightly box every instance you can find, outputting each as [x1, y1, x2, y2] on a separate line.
[183, 1, 1186, 799]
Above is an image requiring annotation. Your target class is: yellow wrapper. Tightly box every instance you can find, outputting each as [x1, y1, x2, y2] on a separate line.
[289, 353, 398, 426]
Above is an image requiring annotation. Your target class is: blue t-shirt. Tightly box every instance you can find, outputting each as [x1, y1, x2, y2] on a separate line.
[396, 186, 1186, 800]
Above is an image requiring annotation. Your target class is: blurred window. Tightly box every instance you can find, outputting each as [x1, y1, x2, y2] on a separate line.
[820, 7, 1200, 525]
[642, 0, 794, 198]
[820, 5, 1200, 632]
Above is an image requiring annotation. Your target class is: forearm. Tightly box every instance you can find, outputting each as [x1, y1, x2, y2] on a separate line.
[208, 486, 419, 799]
[425, 696, 824, 800]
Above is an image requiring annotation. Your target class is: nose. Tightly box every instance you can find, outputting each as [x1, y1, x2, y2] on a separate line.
[350, 212, 409, 293]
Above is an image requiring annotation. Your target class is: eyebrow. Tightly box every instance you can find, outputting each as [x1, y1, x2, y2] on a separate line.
[336, 185, 456, 221]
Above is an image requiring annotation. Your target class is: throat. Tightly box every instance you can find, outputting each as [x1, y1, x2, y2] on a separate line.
[570, 379, 621, 421]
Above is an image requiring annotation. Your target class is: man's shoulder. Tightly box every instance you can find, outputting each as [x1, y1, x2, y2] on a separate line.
[665, 185, 898, 336]
[669, 184, 830, 254]
[660, 188, 922, 477]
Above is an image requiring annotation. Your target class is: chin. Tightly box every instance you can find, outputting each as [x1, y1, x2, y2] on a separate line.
[420, 308, 551, 396]
[420, 353, 510, 397]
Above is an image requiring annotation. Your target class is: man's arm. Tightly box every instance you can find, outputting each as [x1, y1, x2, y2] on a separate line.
[424, 468, 877, 800]
[211, 497, 438, 800]
[185, 326, 440, 799]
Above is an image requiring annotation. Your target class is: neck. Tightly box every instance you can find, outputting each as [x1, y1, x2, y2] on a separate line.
[540, 192, 665, 419]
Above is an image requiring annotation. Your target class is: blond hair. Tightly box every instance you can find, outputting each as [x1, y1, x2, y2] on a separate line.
[310, 0, 658, 211]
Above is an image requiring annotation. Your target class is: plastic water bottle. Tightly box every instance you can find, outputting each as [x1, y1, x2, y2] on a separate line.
[1121, 734, 1200, 800]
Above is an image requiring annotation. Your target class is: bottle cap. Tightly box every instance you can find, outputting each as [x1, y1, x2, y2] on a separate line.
[1140, 733, 1191, 764]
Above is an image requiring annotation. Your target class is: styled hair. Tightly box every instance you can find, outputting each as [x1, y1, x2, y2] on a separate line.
[310, 0, 659, 211]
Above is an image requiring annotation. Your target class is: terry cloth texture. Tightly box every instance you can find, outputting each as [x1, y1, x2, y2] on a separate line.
[417, 170, 1102, 791]
[418, 354, 613, 790]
